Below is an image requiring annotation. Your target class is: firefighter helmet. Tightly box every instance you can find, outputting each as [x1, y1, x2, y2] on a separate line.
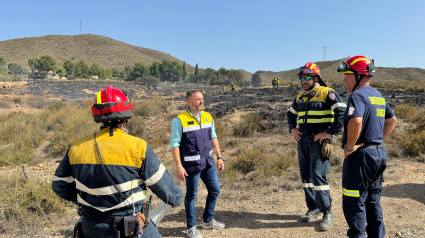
[337, 55, 375, 76]
[91, 85, 133, 122]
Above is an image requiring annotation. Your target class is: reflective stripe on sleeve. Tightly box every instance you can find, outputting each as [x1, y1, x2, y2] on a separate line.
[77, 190, 147, 212]
[343, 188, 360, 197]
[144, 164, 166, 186]
[75, 178, 143, 196]
[331, 103, 347, 111]
[289, 107, 298, 115]
[314, 185, 330, 191]
[184, 155, 201, 161]
[303, 183, 314, 188]
[52, 175, 75, 183]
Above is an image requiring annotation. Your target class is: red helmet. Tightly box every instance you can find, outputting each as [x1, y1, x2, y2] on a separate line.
[297, 62, 321, 78]
[91, 85, 133, 122]
[297, 62, 326, 87]
[337, 56, 375, 76]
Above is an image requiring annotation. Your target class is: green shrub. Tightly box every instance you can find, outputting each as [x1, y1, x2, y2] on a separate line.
[13, 98, 22, 104]
[400, 131, 425, 157]
[0, 150, 31, 166]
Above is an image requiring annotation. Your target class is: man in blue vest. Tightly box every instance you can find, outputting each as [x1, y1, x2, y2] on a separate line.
[171, 90, 225, 238]
[337, 56, 397, 238]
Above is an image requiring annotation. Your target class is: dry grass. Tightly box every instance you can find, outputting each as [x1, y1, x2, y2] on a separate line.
[233, 113, 266, 137]
[0, 169, 71, 235]
[133, 99, 170, 118]
[394, 104, 416, 120]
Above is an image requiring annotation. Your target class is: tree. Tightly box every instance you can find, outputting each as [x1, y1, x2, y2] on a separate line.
[204, 68, 216, 84]
[124, 66, 133, 81]
[38, 56, 56, 73]
[252, 71, 263, 87]
[8, 63, 27, 80]
[111, 68, 120, 78]
[227, 69, 245, 86]
[77, 60, 89, 78]
[131, 62, 149, 80]
[0, 57, 8, 75]
[159, 60, 183, 82]
[150, 62, 161, 78]
[28, 58, 40, 71]
[90, 63, 102, 78]
[183, 61, 187, 81]
[63, 60, 76, 79]
[195, 63, 199, 77]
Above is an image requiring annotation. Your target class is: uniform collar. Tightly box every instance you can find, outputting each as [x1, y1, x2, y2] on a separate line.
[186, 108, 202, 119]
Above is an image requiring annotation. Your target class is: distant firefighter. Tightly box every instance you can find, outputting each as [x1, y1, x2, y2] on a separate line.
[222, 84, 226, 92]
[272, 76, 277, 89]
[231, 82, 236, 91]
[201, 89, 206, 94]
[276, 77, 280, 88]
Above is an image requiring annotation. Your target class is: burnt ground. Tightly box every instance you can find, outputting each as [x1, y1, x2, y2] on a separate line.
[1, 81, 425, 238]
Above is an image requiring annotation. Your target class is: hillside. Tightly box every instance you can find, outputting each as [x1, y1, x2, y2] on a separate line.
[255, 58, 425, 84]
[0, 34, 194, 71]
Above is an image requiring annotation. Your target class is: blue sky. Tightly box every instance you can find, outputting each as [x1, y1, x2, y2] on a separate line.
[0, 0, 423, 73]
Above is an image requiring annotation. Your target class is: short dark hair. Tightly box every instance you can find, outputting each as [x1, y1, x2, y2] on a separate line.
[186, 90, 201, 100]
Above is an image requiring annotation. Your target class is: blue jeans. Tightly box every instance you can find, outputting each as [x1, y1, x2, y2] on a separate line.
[185, 164, 221, 229]
[342, 145, 386, 238]
[81, 217, 161, 238]
[298, 134, 332, 213]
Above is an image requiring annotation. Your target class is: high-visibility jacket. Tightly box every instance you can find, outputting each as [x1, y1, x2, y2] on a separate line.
[52, 127, 182, 215]
[287, 86, 346, 135]
[177, 110, 215, 172]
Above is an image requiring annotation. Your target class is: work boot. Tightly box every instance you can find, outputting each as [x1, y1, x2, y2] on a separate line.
[201, 219, 225, 229]
[187, 226, 202, 238]
[299, 209, 321, 223]
[317, 210, 334, 231]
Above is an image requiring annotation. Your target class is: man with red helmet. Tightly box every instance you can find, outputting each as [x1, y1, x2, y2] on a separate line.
[52, 85, 182, 238]
[337, 56, 397, 238]
[287, 62, 346, 231]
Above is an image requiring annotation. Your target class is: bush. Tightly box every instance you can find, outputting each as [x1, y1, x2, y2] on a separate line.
[233, 113, 266, 137]
[133, 99, 169, 118]
[399, 131, 425, 157]
[0, 174, 71, 235]
[135, 75, 160, 87]
[13, 98, 22, 104]
[394, 104, 415, 120]
[0, 150, 31, 166]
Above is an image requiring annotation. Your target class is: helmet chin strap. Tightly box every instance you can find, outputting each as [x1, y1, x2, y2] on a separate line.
[352, 74, 365, 92]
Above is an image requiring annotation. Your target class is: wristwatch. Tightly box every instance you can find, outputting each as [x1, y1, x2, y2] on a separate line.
[217, 157, 224, 161]
[344, 144, 355, 152]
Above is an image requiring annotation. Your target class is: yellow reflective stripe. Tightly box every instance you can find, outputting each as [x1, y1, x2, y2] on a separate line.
[298, 118, 334, 124]
[350, 58, 371, 65]
[77, 190, 147, 212]
[343, 188, 360, 197]
[368, 97, 386, 105]
[96, 91, 102, 104]
[298, 110, 334, 117]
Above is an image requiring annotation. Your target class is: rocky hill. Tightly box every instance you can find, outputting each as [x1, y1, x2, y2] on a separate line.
[0, 34, 194, 71]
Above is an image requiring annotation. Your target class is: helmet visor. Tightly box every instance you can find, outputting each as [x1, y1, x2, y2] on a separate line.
[297, 67, 315, 76]
[337, 62, 357, 74]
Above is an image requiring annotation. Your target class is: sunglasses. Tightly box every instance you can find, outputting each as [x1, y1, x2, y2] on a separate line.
[300, 76, 314, 82]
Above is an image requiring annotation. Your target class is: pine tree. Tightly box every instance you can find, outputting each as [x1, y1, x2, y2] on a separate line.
[183, 61, 187, 81]
[195, 63, 199, 77]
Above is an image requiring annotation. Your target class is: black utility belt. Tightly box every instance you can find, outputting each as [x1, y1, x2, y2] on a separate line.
[81, 210, 120, 223]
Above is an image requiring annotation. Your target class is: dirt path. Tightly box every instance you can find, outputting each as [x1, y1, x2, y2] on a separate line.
[1, 158, 423, 238]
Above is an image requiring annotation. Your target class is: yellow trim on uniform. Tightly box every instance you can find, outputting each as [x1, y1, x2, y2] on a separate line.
[350, 58, 371, 65]
[368, 97, 386, 105]
[298, 118, 334, 124]
[343, 188, 360, 197]
[68, 128, 146, 168]
[340, 71, 354, 74]
[177, 110, 214, 129]
[96, 91, 102, 104]
[298, 110, 334, 117]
